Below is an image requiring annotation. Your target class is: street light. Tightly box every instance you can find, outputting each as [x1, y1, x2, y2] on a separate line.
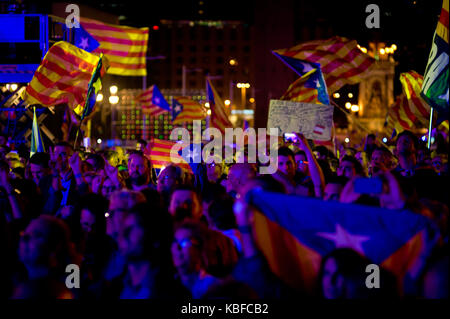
[333, 93, 340, 98]
[110, 85, 118, 95]
[345, 102, 352, 109]
[348, 93, 353, 98]
[351, 104, 360, 112]
[96, 93, 104, 102]
[229, 59, 237, 66]
[109, 95, 119, 104]
[224, 99, 231, 106]
[205, 102, 210, 108]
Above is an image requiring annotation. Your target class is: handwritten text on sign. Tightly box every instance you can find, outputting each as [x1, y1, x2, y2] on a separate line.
[267, 100, 334, 141]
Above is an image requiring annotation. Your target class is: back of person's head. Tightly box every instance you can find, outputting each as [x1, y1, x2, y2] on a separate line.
[77, 193, 109, 235]
[208, 196, 237, 231]
[86, 153, 105, 171]
[29, 152, 50, 168]
[313, 145, 330, 159]
[109, 189, 147, 211]
[243, 175, 287, 194]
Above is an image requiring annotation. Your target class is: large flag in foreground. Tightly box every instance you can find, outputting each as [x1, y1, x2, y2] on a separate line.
[172, 97, 206, 124]
[22, 41, 105, 115]
[144, 138, 192, 172]
[421, 0, 449, 121]
[246, 190, 440, 295]
[273, 36, 375, 93]
[80, 17, 148, 76]
[135, 85, 170, 117]
[30, 107, 45, 157]
[206, 79, 233, 133]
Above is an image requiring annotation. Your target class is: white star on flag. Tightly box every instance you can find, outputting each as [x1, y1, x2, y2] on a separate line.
[174, 105, 182, 112]
[317, 224, 370, 255]
[153, 97, 160, 104]
[301, 62, 315, 73]
[79, 37, 89, 50]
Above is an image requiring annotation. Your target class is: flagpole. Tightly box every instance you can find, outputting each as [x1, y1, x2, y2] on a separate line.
[74, 55, 103, 150]
[427, 108, 434, 149]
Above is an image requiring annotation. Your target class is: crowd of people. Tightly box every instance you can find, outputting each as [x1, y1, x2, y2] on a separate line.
[0, 129, 448, 299]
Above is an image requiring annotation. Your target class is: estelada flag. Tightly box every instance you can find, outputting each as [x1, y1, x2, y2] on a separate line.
[421, 0, 449, 121]
[172, 97, 206, 125]
[80, 17, 149, 76]
[207, 79, 233, 133]
[245, 190, 440, 296]
[273, 36, 375, 93]
[135, 85, 171, 117]
[144, 138, 192, 172]
[22, 41, 107, 114]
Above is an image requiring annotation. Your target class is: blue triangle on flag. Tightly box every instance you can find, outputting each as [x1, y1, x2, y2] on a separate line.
[74, 23, 100, 52]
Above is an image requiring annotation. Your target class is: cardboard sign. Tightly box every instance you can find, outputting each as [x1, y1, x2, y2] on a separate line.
[267, 100, 334, 141]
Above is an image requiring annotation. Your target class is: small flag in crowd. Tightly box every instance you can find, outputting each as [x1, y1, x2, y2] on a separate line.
[246, 190, 440, 295]
[135, 85, 170, 117]
[30, 107, 45, 157]
[421, 0, 449, 121]
[172, 97, 206, 125]
[144, 138, 192, 172]
[80, 17, 149, 76]
[22, 41, 106, 114]
[207, 79, 233, 133]
[313, 124, 326, 136]
[275, 57, 330, 105]
[273, 36, 375, 93]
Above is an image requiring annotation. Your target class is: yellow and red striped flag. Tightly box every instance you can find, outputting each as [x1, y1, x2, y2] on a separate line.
[207, 79, 233, 133]
[22, 41, 105, 111]
[384, 71, 436, 136]
[273, 36, 375, 93]
[144, 138, 192, 172]
[172, 97, 206, 125]
[80, 17, 148, 76]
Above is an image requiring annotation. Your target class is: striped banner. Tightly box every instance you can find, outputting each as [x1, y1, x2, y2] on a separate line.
[172, 96, 206, 124]
[80, 17, 148, 76]
[274, 36, 375, 93]
[207, 79, 233, 133]
[22, 41, 102, 110]
[144, 138, 192, 172]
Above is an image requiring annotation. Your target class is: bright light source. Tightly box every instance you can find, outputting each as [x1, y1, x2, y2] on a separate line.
[245, 83, 250, 88]
[345, 138, 350, 143]
[205, 102, 210, 108]
[431, 137, 435, 143]
[10, 83, 18, 91]
[207, 109, 211, 115]
[421, 136, 427, 141]
[229, 59, 237, 66]
[379, 48, 386, 55]
[249, 98, 255, 103]
[345, 102, 352, 109]
[391, 44, 397, 51]
[333, 93, 340, 98]
[348, 93, 353, 98]
[109, 85, 118, 95]
[105, 212, 110, 218]
[361, 47, 368, 53]
[351, 104, 360, 112]
[96, 93, 104, 102]
[224, 99, 231, 106]
[382, 137, 388, 143]
[97, 138, 102, 144]
[152, 25, 159, 30]
[109, 95, 119, 104]
[237, 83, 242, 88]
[237, 83, 250, 88]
